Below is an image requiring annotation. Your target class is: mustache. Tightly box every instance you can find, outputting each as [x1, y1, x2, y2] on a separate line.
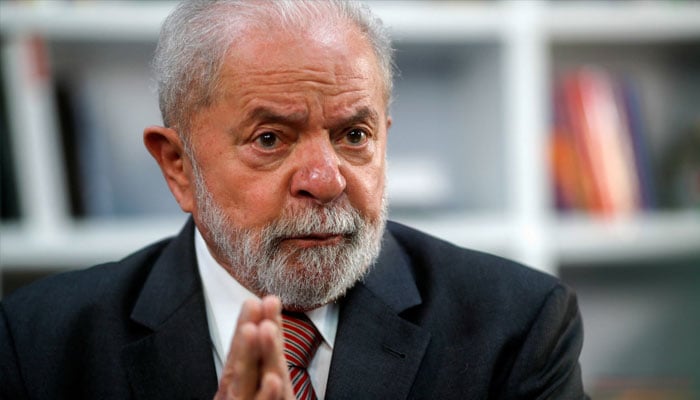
[260, 201, 362, 244]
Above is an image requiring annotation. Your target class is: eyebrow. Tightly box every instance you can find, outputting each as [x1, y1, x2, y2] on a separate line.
[241, 105, 379, 131]
[243, 107, 309, 127]
[329, 106, 380, 131]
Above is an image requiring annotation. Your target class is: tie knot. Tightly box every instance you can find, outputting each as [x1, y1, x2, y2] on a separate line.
[282, 311, 322, 369]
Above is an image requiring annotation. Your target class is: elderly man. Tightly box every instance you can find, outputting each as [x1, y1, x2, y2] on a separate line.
[1, 1, 587, 399]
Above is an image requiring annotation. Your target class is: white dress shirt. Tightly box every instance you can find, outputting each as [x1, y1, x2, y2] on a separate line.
[194, 228, 338, 399]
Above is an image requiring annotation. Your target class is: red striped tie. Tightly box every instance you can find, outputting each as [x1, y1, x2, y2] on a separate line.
[282, 311, 322, 400]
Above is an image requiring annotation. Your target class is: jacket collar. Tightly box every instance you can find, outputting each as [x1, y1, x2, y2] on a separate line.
[363, 222, 423, 314]
[326, 223, 431, 399]
[121, 218, 218, 400]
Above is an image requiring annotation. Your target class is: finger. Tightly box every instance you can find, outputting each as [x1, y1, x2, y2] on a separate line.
[260, 296, 294, 398]
[260, 296, 283, 362]
[218, 322, 261, 399]
[227, 298, 264, 370]
[255, 373, 284, 400]
[238, 298, 265, 328]
[218, 299, 265, 399]
[261, 295, 282, 327]
[259, 319, 295, 399]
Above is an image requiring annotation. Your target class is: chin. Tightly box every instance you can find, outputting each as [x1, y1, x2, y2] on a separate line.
[270, 258, 372, 311]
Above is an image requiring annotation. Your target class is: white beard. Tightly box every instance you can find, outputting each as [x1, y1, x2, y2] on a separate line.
[192, 162, 387, 311]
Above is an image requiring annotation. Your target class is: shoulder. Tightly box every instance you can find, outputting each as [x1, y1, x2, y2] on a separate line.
[383, 222, 586, 398]
[1, 236, 176, 398]
[386, 220, 560, 294]
[384, 221, 570, 328]
[1, 237, 171, 327]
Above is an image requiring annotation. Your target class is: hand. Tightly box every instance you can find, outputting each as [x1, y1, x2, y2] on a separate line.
[214, 295, 295, 400]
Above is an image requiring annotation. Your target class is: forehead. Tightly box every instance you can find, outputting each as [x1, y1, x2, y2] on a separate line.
[216, 24, 385, 108]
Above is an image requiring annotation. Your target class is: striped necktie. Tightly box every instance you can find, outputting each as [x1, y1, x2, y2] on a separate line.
[281, 311, 322, 400]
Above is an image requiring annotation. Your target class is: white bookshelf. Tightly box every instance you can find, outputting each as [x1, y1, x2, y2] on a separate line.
[1, 0, 699, 273]
[0, 1, 170, 41]
[2, 0, 700, 395]
[545, 2, 700, 41]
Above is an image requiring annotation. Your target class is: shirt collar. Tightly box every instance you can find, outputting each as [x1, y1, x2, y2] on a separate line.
[194, 227, 338, 364]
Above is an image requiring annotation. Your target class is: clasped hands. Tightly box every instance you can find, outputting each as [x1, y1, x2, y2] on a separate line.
[214, 296, 296, 400]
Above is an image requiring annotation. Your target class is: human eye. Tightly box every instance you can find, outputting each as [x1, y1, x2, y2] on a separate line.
[253, 131, 281, 150]
[342, 128, 369, 146]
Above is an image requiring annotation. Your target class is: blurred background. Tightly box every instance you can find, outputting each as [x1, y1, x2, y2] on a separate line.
[1, 0, 698, 398]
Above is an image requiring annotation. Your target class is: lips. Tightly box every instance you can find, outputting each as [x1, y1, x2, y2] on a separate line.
[282, 232, 348, 248]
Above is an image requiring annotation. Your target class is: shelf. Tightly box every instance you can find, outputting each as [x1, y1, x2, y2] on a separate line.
[0, 216, 188, 270]
[6, 211, 696, 273]
[371, 1, 505, 42]
[554, 212, 700, 265]
[0, 2, 172, 41]
[394, 212, 518, 254]
[0, 1, 507, 42]
[3, 1, 700, 43]
[0, 213, 515, 271]
[545, 2, 700, 42]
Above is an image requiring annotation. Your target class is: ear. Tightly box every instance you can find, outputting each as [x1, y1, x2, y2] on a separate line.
[143, 125, 195, 213]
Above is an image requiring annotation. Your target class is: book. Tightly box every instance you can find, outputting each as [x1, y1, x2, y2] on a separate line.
[0, 47, 20, 221]
[620, 77, 657, 210]
[1, 34, 70, 229]
[550, 67, 652, 217]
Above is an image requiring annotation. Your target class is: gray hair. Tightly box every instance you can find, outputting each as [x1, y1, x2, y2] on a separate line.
[153, 0, 394, 143]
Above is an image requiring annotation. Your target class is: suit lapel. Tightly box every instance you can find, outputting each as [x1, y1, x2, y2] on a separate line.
[326, 229, 430, 399]
[121, 219, 218, 400]
[118, 221, 429, 399]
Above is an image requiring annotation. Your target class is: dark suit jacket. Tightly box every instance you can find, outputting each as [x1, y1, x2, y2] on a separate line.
[1, 220, 586, 399]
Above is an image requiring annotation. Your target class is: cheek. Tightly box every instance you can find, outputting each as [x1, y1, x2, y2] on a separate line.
[345, 159, 386, 217]
[201, 164, 290, 229]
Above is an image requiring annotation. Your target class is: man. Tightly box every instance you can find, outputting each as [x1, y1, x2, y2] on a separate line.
[1, 1, 587, 399]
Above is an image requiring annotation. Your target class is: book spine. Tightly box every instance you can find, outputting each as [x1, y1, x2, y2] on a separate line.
[551, 67, 652, 217]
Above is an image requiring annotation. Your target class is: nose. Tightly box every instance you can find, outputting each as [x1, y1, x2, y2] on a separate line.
[290, 137, 346, 204]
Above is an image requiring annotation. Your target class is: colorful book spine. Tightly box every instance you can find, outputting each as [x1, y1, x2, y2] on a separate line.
[550, 67, 653, 217]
